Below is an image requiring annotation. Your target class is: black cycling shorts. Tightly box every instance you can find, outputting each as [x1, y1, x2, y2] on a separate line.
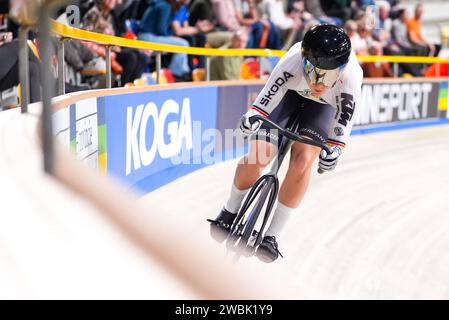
[254, 90, 335, 147]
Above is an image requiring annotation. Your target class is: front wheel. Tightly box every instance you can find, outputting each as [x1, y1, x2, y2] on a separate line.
[241, 185, 271, 247]
[242, 177, 279, 250]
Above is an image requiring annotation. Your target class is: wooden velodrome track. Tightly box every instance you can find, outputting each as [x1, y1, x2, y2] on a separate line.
[142, 122, 449, 299]
[1, 81, 449, 299]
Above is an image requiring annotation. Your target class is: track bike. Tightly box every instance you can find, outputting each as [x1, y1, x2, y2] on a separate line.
[224, 115, 331, 257]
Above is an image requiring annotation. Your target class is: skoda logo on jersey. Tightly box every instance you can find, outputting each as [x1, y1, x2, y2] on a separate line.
[126, 98, 193, 175]
[259, 71, 294, 107]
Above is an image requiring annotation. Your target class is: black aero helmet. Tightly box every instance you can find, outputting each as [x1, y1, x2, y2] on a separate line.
[302, 24, 351, 70]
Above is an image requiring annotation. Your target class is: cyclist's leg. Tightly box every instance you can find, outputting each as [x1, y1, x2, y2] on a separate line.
[260, 137, 322, 254]
[221, 139, 277, 215]
[258, 97, 334, 261]
[278, 142, 321, 207]
[233, 139, 277, 191]
[225, 90, 300, 213]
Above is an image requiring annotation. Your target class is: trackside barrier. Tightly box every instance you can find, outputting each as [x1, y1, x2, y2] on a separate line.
[53, 78, 449, 193]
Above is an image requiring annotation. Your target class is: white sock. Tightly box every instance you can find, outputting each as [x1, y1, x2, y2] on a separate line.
[265, 202, 296, 238]
[224, 184, 250, 214]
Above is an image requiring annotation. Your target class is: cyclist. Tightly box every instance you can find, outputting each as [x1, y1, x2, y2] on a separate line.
[209, 24, 363, 263]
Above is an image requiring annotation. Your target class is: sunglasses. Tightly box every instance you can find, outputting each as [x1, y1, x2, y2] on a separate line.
[302, 58, 346, 87]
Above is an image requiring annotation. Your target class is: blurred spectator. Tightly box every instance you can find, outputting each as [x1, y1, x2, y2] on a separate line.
[303, 0, 342, 26]
[344, 20, 367, 55]
[389, 6, 424, 76]
[0, 38, 42, 103]
[362, 41, 393, 77]
[211, 0, 282, 49]
[56, 13, 104, 89]
[286, 0, 321, 39]
[210, 0, 240, 31]
[210, 28, 249, 80]
[406, 3, 440, 57]
[386, 0, 399, 6]
[64, 40, 101, 74]
[237, 0, 282, 49]
[357, 20, 373, 53]
[257, 0, 294, 31]
[387, 0, 401, 19]
[373, 7, 422, 76]
[257, 0, 302, 50]
[0, 1, 41, 103]
[392, 8, 422, 56]
[356, 0, 375, 8]
[0, 0, 19, 38]
[188, 0, 233, 48]
[138, 0, 191, 81]
[375, 23, 400, 57]
[171, 0, 210, 70]
[372, 6, 400, 54]
[189, 0, 214, 24]
[83, 0, 149, 85]
[352, 8, 363, 22]
[376, 1, 392, 32]
[113, 0, 150, 21]
[321, 0, 353, 22]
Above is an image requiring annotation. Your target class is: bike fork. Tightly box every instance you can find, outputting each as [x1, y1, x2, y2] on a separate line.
[254, 176, 279, 247]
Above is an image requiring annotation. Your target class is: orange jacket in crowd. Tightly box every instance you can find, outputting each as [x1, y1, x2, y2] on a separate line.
[406, 18, 425, 46]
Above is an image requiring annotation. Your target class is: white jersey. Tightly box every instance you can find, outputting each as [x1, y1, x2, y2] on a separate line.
[251, 42, 363, 148]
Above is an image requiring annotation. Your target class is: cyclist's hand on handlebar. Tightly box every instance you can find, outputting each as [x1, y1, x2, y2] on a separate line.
[238, 109, 264, 137]
[319, 145, 342, 173]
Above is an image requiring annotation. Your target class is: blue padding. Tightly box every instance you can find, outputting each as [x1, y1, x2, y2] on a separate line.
[351, 118, 449, 136]
[133, 163, 210, 194]
[133, 146, 248, 194]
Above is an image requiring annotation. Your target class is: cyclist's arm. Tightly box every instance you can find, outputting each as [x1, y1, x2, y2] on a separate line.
[327, 64, 363, 149]
[250, 44, 301, 117]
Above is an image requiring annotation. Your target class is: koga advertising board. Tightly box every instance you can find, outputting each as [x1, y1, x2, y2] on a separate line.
[102, 87, 218, 192]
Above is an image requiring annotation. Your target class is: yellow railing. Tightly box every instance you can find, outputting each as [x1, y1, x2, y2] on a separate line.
[51, 20, 449, 64]
[357, 55, 449, 64]
[51, 20, 285, 57]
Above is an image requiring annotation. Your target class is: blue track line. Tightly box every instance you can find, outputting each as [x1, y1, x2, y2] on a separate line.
[351, 118, 449, 136]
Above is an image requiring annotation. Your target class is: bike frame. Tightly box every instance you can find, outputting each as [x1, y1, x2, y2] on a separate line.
[226, 115, 331, 253]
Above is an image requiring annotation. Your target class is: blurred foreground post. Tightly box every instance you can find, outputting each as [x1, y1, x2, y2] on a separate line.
[106, 46, 112, 88]
[393, 62, 399, 78]
[18, 27, 29, 113]
[57, 38, 66, 95]
[205, 55, 210, 81]
[156, 51, 161, 84]
[39, 0, 72, 173]
[39, 4, 55, 174]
